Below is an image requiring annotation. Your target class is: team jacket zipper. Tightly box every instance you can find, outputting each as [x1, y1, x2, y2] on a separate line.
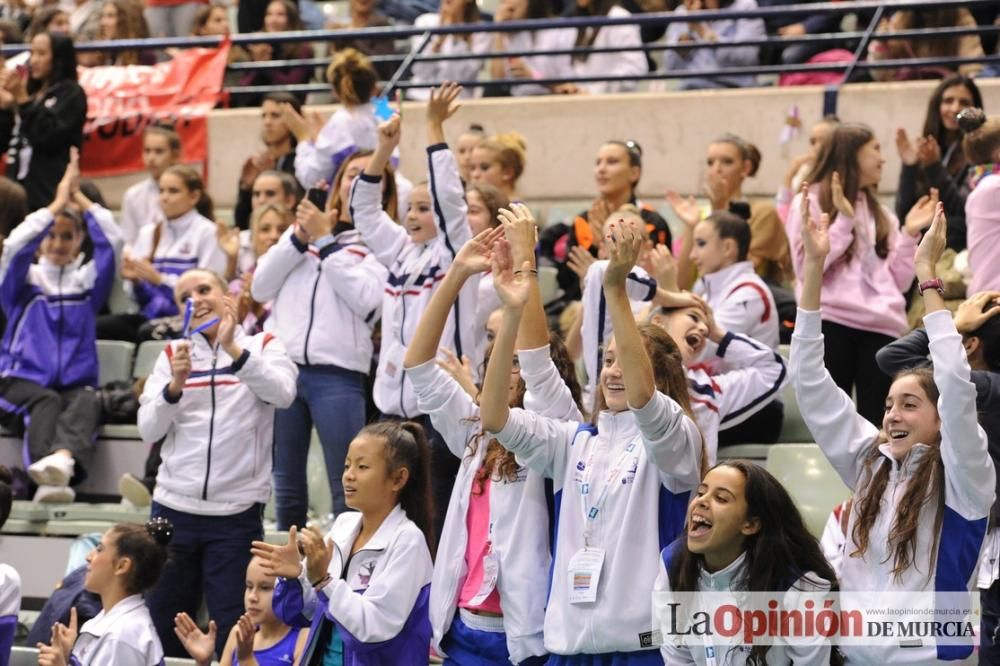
[302, 263, 322, 365]
[201, 347, 219, 500]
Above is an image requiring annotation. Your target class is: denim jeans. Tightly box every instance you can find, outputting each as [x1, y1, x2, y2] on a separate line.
[273, 365, 366, 530]
[146, 501, 264, 658]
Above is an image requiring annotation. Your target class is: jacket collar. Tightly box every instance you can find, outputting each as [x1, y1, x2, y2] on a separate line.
[38, 253, 84, 275]
[699, 261, 755, 299]
[595, 409, 640, 441]
[698, 552, 747, 591]
[330, 504, 408, 556]
[877, 441, 932, 477]
[80, 594, 146, 637]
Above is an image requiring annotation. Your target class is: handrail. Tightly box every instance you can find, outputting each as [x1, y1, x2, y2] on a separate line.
[1, 0, 996, 56]
[223, 52, 1000, 96]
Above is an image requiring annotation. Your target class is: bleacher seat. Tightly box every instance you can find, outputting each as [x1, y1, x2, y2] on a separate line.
[96, 340, 135, 386]
[133, 340, 170, 379]
[716, 443, 770, 462]
[765, 443, 851, 539]
[538, 266, 561, 306]
[777, 380, 812, 444]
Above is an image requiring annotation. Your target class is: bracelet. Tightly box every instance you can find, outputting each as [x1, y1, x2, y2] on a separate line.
[513, 268, 538, 276]
[311, 573, 332, 589]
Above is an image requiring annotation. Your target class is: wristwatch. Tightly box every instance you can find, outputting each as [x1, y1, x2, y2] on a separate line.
[918, 277, 945, 296]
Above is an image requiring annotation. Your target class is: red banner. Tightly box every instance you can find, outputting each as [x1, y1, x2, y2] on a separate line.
[79, 40, 231, 177]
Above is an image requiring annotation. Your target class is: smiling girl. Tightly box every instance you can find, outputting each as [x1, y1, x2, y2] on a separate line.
[252, 421, 435, 665]
[36, 519, 173, 666]
[174, 556, 308, 666]
[0, 151, 120, 503]
[790, 201, 993, 664]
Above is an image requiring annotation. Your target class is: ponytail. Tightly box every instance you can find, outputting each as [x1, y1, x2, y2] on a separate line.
[327, 48, 378, 106]
[359, 421, 436, 555]
[110, 517, 173, 595]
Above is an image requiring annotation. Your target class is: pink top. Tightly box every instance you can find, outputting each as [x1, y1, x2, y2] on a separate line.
[786, 185, 917, 339]
[966, 174, 1000, 295]
[457, 476, 502, 615]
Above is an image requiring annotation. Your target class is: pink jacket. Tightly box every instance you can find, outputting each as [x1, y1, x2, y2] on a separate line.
[966, 174, 1000, 295]
[786, 185, 916, 338]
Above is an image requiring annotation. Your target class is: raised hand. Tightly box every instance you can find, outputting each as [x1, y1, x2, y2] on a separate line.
[603, 218, 643, 288]
[168, 341, 192, 398]
[216, 221, 241, 260]
[903, 187, 939, 237]
[954, 291, 1000, 334]
[436, 348, 477, 397]
[830, 171, 855, 220]
[174, 613, 217, 666]
[250, 527, 303, 579]
[452, 225, 503, 277]
[427, 82, 463, 127]
[566, 245, 596, 280]
[665, 190, 701, 229]
[491, 238, 532, 310]
[799, 183, 830, 263]
[895, 128, 918, 166]
[498, 203, 538, 269]
[376, 115, 402, 153]
[234, 614, 257, 664]
[914, 202, 946, 281]
[916, 135, 941, 167]
[216, 295, 241, 355]
[642, 244, 678, 292]
[296, 197, 335, 241]
[39, 606, 78, 666]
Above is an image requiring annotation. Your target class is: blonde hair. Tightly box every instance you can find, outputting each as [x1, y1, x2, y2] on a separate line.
[326, 48, 378, 106]
[477, 132, 527, 182]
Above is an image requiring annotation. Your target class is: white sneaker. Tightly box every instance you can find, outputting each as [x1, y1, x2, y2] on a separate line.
[27, 453, 75, 487]
[118, 473, 152, 508]
[33, 484, 75, 504]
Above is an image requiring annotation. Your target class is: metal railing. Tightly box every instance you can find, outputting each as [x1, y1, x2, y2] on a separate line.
[1, 0, 997, 99]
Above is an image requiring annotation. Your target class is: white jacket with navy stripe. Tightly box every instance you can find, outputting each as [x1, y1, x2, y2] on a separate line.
[137, 328, 298, 513]
[413, 345, 583, 664]
[70, 595, 163, 666]
[491, 391, 703, 656]
[272, 504, 433, 665]
[790, 308, 994, 664]
[581, 260, 786, 463]
[351, 144, 476, 417]
[692, 260, 778, 353]
[251, 225, 387, 371]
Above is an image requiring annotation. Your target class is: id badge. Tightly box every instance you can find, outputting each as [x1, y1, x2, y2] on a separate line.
[467, 551, 500, 607]
[567, 547, 605, 604]
[383, 343, 405, 379]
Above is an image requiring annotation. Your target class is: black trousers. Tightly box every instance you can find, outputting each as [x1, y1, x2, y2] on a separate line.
[821, 319, 894, 428]
[982, 576, 1000, 664]
[0, 377, 101, 481]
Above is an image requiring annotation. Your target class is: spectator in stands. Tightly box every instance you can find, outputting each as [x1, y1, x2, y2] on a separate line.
[0, 17, 23, 47]
[0, 151, 120, 503]
[120, 123, 180, 247]
[455, 122, 484, 183]
[98, 165, 227, 342]
[25, 8, 70, 40]
[234, 92, 301, 231]
[0, 2, 28, 35]
[229, 202, 292, 335]
[756, 0, 842, 65]
[252, 421, 435, 665]
[541, 139, 671, 304]
[139, 268, 297, 658]
[231, 0, 314, 108]
[409, 0, 490, 100]
[229, 170, 299, 278]
[792, 201, 993, 665]
[489, 0, 578, 96]
[895, 75, 982, 252]
[664, 0, 767, 89]
[173, 556, 308, 666]
[36, 519, 172, 665]
[467, 131, 526, 201]
[655, 461, 838, 664]
[290, 48, 379, 190]
[0, 466, 17, 666]
[775, 115, 839, 222]
[0, 31, 87, 211]
[961, 108, 1000, 295]
[568, 0, 647, 94]
[68, 0, 100, 37]
[251, 148, 389, 529]
[785, 123, 932, 426]
[327, 0, 399, 81]
[144, 0, 202, 37]
[187, 3, 249, 81]
[867, 7, 984, 81]
[90, 0, 153, 66]
[675, 134, 792, 288]
[875, 290, 1000, 661]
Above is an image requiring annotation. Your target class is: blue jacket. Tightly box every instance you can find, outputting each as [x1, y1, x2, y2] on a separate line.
[0, 206, 119, 389]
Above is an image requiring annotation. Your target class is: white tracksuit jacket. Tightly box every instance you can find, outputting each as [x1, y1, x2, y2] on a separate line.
[70, 595, 163, 666]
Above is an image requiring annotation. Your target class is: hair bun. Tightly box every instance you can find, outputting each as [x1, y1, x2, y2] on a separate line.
[957, 108, 987, 134]
[145, 517, 174, 547]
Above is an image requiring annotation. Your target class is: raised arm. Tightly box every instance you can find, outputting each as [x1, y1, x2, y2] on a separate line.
[354, 116, 410, 266]
[249, 227, 309, 302]
[501, 203, 549, 351]
[426, 83, 472, 257]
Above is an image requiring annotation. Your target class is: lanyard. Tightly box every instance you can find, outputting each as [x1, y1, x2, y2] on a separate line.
[579, 437, 637, 546]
